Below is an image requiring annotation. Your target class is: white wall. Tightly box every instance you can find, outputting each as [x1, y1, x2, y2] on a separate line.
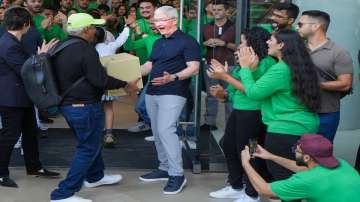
[294, 0, 360, 130]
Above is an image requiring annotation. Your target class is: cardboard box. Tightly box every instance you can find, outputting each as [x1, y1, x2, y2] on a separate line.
[100, 53, 143, 96]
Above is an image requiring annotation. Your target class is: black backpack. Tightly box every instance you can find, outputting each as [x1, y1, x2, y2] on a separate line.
[21, 38, 85, 110]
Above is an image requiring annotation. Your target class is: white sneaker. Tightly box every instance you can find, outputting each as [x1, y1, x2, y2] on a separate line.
[50, 195, 92, 202]
[209, 186, 244, 199]
[128, 122, 150, 133]
[233, 192, 260, 202]
[83, 174, 122, 188]
[144, 135, 154, 141]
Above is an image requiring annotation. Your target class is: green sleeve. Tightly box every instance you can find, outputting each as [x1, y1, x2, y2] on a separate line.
[239, 63, 288, 100]
[270, 174, 309, 201]
[226, 68, 240, 103]
[123, 30, 147, 51]
[44, 24, 67, 42]
[33, 15, 46, 39]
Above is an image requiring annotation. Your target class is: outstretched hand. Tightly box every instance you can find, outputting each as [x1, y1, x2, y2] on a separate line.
[237, 47, 259, 70]
[151, 72, 174, 86]
[37, 39, 59, 54]
[125, 77, 141, 96]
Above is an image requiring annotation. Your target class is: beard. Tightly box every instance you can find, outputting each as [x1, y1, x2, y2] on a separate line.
[295, 155, 307, 167]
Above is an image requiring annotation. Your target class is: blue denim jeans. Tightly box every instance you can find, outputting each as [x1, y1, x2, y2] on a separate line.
[135, 83, 151, 125]
[51, 102, 105, 200]
[318, 111, 340, 143]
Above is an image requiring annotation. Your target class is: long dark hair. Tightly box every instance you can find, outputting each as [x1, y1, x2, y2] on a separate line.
[274, 29, 321, 112]
[242, 27, 271, 60]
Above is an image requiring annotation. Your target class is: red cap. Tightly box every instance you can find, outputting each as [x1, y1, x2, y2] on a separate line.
[297, 134, 339, 168]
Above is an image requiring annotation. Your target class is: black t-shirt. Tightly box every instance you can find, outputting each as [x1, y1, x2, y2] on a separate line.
[146, 30, 201, 97]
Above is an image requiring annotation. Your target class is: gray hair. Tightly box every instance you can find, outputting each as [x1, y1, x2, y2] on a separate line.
[66, 25, 90, 35]
[154, 6, 178, 20]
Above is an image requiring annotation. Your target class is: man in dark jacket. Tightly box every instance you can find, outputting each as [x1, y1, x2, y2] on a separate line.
[0, 6, 59, 189]
[50, 13, 139, 202]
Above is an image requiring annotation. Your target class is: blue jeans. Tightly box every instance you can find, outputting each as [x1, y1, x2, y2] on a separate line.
[135, 83, 151, 125]
[318, 111, 340, 143]
[51, 103, 105, 200]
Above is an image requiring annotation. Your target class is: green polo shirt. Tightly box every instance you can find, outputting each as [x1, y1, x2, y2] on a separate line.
[129, 18, 154, 65]
[227, 56, 276, 110]
[33, 15, 67, 42]
[240, 59, 319, 135]
[124, 30, 161, 58]
[270, 159, 360, 202]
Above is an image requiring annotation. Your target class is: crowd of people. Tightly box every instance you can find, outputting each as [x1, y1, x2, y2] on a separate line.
[0, 0, 359, 202]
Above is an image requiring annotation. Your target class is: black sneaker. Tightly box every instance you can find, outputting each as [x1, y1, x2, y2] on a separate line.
[27, 168, 60, 178]
[139, 170, 169, 182]
[0, 177, 18, 188]
[163, 176, 187, 194]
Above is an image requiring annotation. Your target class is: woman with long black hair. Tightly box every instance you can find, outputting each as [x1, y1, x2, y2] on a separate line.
[207, 27, 276, 202]
[238, 29, 321, 202]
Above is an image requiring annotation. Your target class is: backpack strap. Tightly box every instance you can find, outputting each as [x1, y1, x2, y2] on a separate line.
[48, 38, 83, 57]
[60, 76, 86, 100]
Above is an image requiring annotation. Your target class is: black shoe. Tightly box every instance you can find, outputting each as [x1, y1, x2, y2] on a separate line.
[27, 169, 60, 178]
[200, 124, 218, 131]
[139, 169, 169, 182]
[0, 177, 18, 188]
[40, 117, 54, 124]
[163, 175, 187, 194]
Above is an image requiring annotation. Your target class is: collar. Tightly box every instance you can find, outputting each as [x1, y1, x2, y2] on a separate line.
[68, 35, 89, 43]
[162, 29, 181, 39]
[309, 39, 334, 53]
[4, 31, 21, 44]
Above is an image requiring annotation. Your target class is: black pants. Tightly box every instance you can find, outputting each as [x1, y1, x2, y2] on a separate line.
[265, 133, 301, 202]
[0, 106, 42, 177]
[222, 109, 267, 197]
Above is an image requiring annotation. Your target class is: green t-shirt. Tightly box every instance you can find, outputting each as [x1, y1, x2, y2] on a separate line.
[129, 18, 154, 65]
[124, 30, 161, 58]
[270, 159, 360, 202]
[88, 1, 99, 10]
[33, 15, 67, 42]
[227, 56, 276, 110]
[240, 59, 319, 135]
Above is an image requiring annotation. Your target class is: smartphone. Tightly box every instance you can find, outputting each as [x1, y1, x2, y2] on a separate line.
[234, 52, 239, 65]
[249, 138, 258, 158]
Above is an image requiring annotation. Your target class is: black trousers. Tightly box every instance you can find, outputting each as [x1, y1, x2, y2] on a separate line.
[265, 133, 301, 202]
[222, 109, 267, 197]
[0, 106, 42, 177]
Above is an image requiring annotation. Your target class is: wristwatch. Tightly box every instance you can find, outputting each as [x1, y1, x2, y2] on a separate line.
[172, 74, 179, 81]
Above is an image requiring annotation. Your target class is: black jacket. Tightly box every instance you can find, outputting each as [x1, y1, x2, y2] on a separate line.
[0, 32, 33, 107]
[52, 36, 127, 105]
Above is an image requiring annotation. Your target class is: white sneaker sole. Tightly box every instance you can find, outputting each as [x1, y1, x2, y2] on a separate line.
[84, 175, 122, 188]
[138, 176, 168, 182]
[163, 179, 187, 195]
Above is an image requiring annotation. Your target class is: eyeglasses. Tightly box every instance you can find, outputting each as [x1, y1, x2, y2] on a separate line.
[297, 22, 317, 28]
[153, 18, 176, 23]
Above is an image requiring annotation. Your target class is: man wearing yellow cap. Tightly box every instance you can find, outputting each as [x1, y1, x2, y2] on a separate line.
[50, 13, 139, 202]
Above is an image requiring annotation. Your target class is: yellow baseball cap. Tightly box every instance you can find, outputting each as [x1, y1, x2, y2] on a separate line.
[67, 13, 105, 30]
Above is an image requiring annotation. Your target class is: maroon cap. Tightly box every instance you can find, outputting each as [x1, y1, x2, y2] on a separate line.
[297, 134, 339, 168]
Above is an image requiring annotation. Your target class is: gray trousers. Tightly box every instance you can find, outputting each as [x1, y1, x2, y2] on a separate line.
[203, 64, 233, 125]
[145, 94, 186, 176]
